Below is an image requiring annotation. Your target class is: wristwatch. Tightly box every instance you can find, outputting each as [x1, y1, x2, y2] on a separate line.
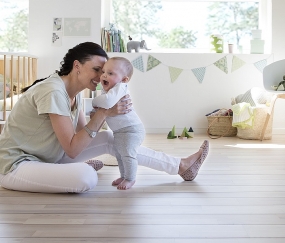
[84, 125, 97, 138]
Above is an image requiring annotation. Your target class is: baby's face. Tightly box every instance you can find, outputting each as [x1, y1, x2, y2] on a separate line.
[100, 60, 126, 92]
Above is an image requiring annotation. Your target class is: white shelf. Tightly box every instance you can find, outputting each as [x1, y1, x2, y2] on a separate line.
[82, 98, 93, 117]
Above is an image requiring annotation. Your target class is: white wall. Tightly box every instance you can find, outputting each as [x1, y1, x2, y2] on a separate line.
[272, 0, 285, 61]
[29, 0, 103, 78]
[107, 52, 276, 134]
[29, 0, 285, 134]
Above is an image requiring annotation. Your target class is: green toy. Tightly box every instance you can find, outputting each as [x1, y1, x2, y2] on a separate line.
[179, 127, 193, 139]
[167, 125, 177, 139]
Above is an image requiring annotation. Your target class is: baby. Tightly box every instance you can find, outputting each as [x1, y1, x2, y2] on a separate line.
[92, 57, 145, 190]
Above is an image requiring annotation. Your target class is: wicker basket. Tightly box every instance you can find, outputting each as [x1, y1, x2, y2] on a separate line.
[237, 106, 273, 140]
[207, 109, 237, 139]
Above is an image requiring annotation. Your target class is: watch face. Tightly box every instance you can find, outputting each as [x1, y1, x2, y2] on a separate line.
[84, 126, 97, 138]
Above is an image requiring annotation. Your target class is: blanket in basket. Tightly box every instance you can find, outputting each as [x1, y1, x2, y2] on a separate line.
[232, 102, 255, 129]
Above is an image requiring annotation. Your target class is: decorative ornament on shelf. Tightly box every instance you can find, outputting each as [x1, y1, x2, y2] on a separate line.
[210, 34, 223, 53]
[127, 37, 151, 53]
[250, 29, 265, 54]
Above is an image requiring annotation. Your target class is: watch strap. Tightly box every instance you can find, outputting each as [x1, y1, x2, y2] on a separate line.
[84, 125, 97, 138]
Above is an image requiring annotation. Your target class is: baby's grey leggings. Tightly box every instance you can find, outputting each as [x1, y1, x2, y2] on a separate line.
[113, 124, 145, 181]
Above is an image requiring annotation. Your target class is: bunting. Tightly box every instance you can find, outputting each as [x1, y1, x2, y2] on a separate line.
[214, 56, 228, 74]
[254, 59, 267, 73]
[128, 54, 272, 84]
[131, 55, 144, 72]
[168, 66, 183, 83]
[191, 67, 206, 83]
[146, 55, 161, 71]
[232, 56, 246, 72]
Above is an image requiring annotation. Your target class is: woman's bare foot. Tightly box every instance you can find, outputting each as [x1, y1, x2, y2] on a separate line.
[178, 149, 202, 175]
[117, 179, 136, 190]
[179, 140, 209, 181]
[112, 177, 124, 186]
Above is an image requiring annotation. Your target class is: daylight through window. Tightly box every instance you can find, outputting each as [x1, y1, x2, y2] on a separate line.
[0, 0, 29, 52]
[111, 0, 260, 53]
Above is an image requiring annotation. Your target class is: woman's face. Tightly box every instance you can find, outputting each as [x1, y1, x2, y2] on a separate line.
[78, 55, 107, 91]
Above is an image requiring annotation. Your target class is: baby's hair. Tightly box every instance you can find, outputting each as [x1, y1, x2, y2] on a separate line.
[110, 57, 133, 79]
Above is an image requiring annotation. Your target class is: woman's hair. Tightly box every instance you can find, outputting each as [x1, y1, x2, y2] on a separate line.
[21, 42, 108, 93]
[110, 57, 133, 79]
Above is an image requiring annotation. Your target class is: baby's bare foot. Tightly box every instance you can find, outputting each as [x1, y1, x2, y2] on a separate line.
[112, 177, 124, 186]
[117, 179, 136, 190]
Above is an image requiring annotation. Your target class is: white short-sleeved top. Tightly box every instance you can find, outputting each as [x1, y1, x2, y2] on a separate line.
[0, 73, 82, 174]
[92, 82, 142, 131]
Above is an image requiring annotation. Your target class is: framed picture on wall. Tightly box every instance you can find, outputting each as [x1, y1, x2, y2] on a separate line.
[52, 32, 62, 46]
[53, 18, 62, 31]
[63, 18, 91, 37]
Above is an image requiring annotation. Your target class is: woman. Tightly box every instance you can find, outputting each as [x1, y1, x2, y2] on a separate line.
[0, 42, 209, 193]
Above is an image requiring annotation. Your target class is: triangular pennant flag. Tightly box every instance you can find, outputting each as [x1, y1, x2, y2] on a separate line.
[214, 56, 228, 74]
[231, 56, 246, 72]
[146, 55, 161, 71]
[168, 66, 183, 83]
[254, 59, 267, 73]
[191, 67, 206, 83]
[131, 55, 144, 72]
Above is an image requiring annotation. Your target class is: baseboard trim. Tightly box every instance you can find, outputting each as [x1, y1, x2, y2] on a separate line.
[145, 128, 285, 135]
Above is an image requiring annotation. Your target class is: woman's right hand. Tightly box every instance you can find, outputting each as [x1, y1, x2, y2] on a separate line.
[106, 94, 132, 117]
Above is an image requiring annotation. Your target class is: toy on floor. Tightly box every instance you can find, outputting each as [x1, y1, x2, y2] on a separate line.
[188, 127, 194, 137]
[167, 125, 177, 139]
[179, 127, 193, 139]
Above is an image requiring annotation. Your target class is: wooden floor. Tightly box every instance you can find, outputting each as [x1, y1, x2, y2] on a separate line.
[1, 134, 285, 243]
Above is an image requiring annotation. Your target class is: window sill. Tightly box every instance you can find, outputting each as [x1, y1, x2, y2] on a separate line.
[108, 51, 272, 55]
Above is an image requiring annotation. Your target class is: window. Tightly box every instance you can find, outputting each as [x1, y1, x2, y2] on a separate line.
[111, 0, 268, 53]
[0, 0, 29, 52]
